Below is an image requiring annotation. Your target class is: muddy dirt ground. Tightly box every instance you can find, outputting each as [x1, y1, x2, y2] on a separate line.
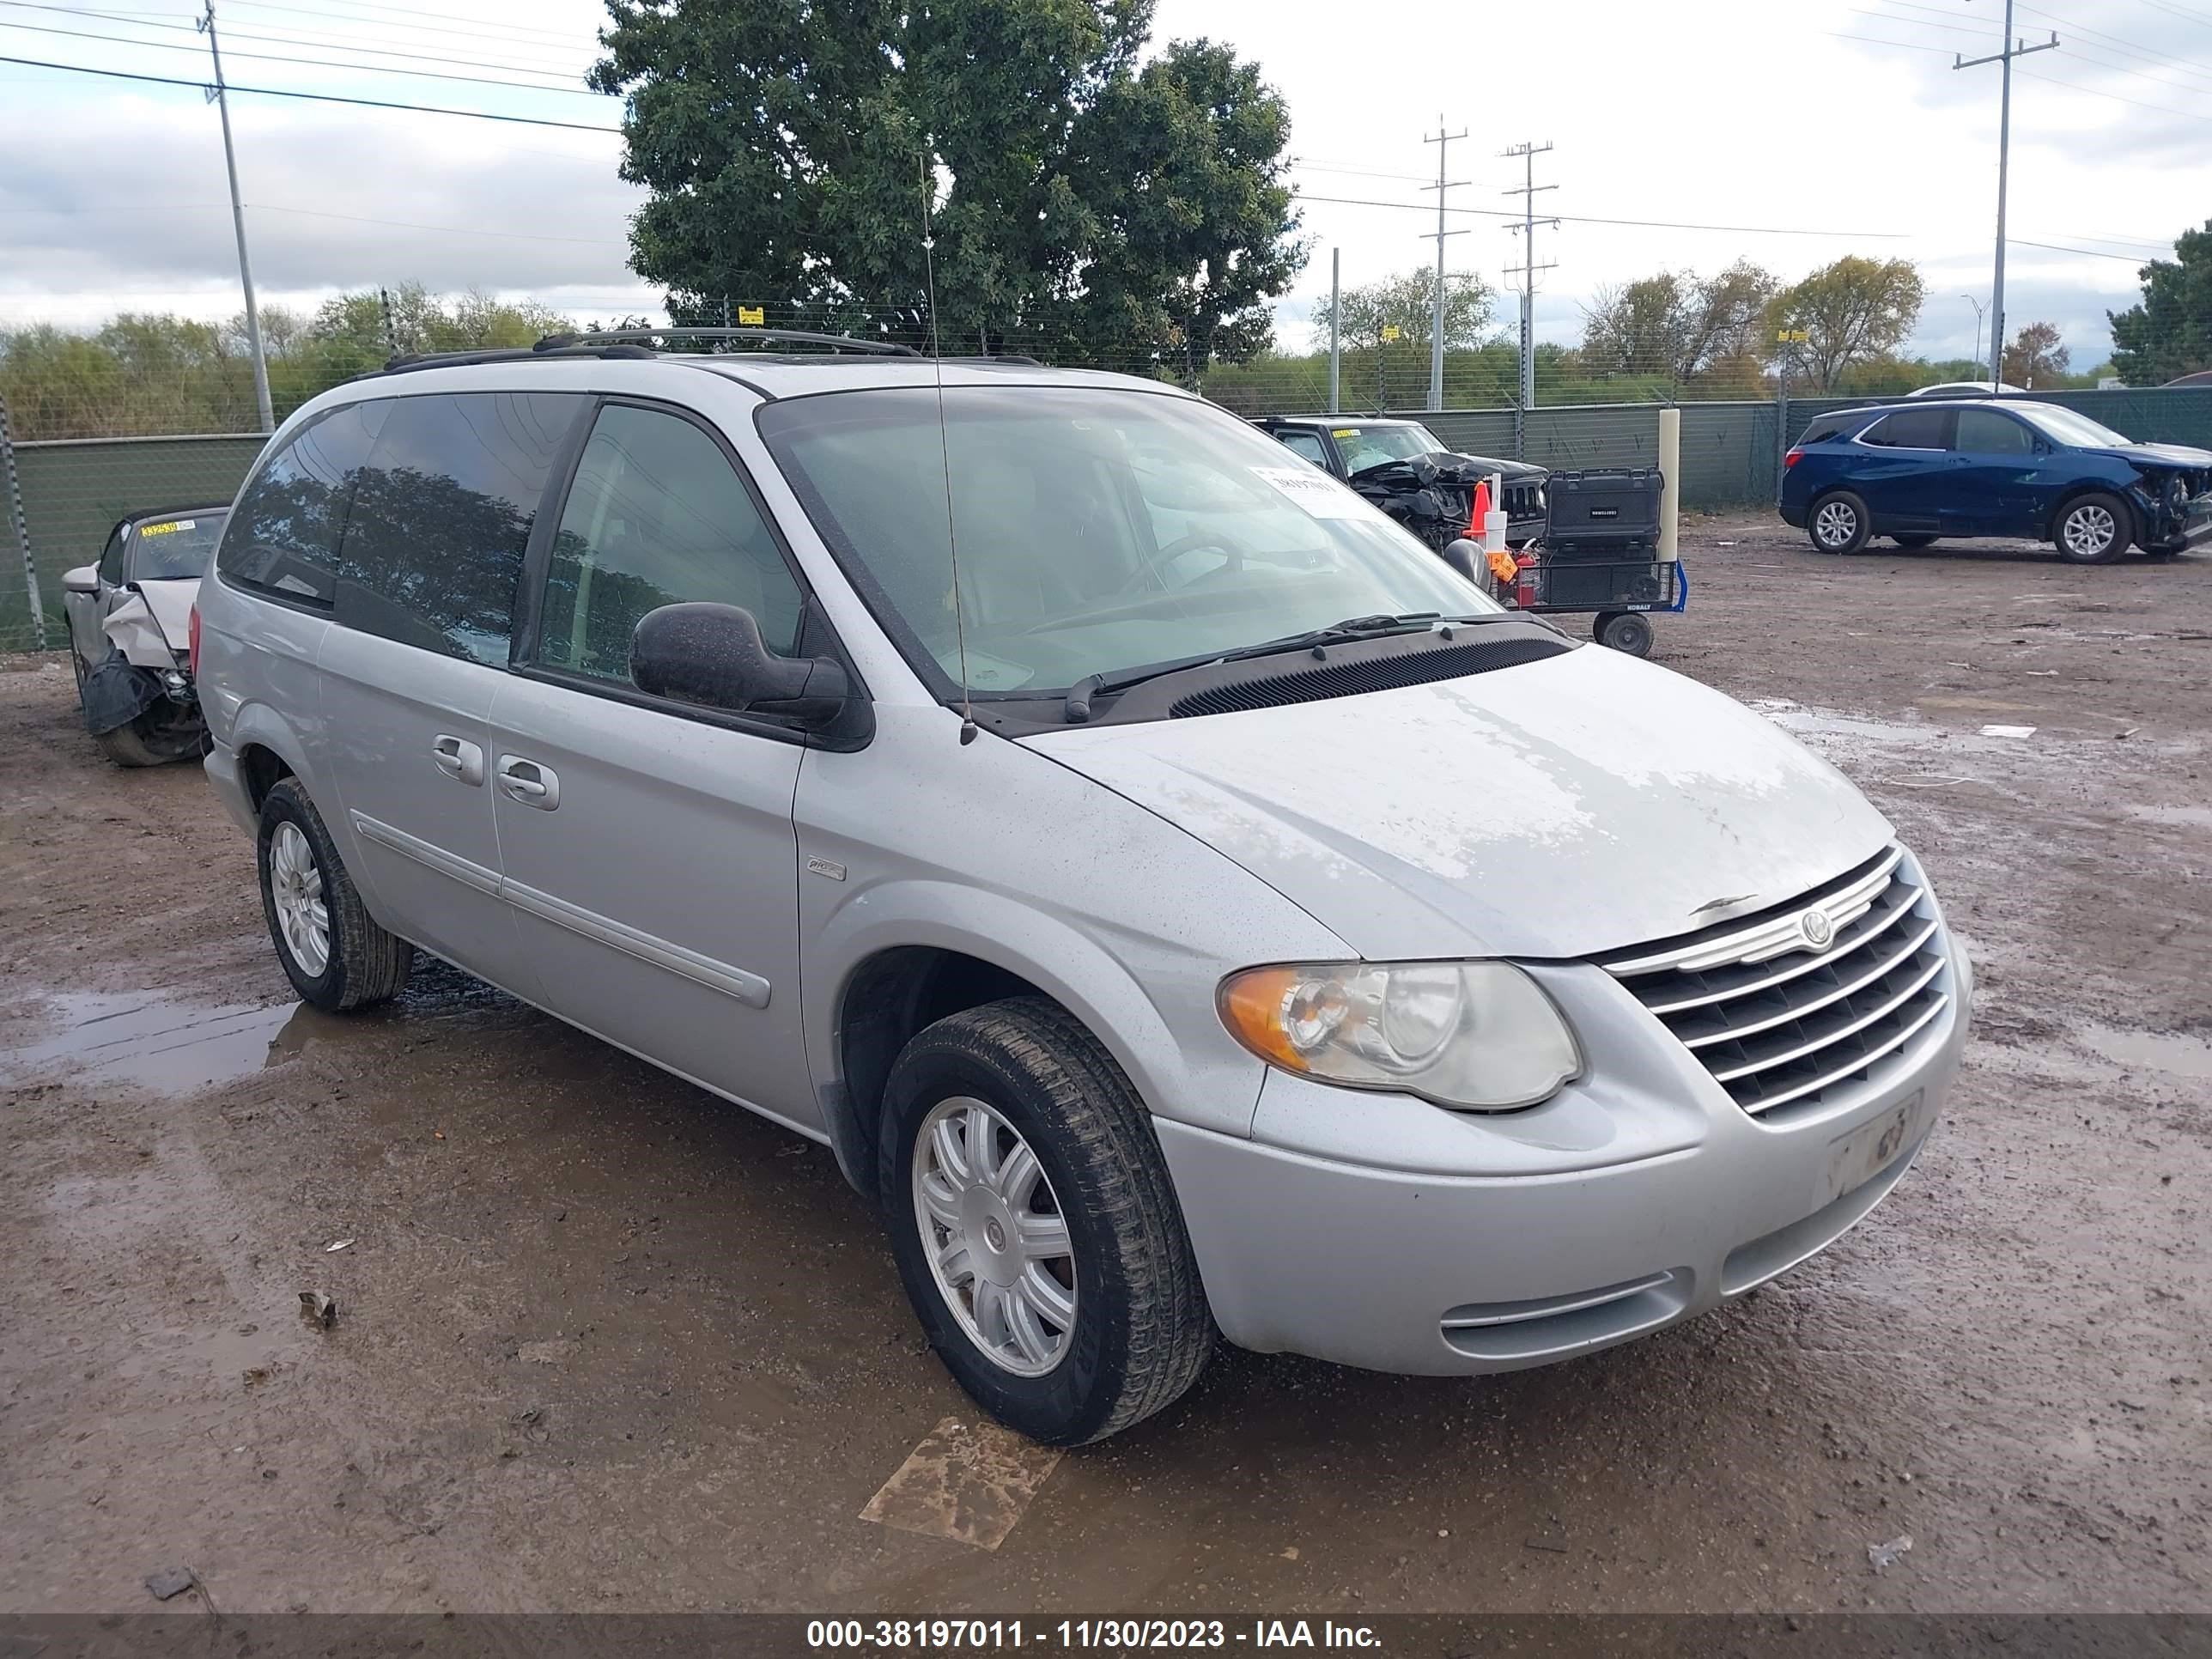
[3, 519, 2208, 1616]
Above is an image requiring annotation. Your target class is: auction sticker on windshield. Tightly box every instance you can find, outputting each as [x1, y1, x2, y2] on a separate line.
[1252, 465, 1365, 519]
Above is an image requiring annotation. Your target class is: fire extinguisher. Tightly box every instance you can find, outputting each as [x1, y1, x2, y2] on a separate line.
[1514, 551, 1539, 610]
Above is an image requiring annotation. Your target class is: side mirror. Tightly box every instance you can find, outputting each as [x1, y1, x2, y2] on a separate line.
[630, 602, 850, 726]
[63, 565, 100, 595]
[1440, 538, 1483, 581]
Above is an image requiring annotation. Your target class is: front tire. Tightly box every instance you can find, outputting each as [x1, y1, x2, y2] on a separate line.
[2055, 492, 2133, 564]
[1891, 533, 1938, 549]
[879, 997, 1212, 1445]
[256, 778, 412, 1012]
[1808, 490, 1872, 555]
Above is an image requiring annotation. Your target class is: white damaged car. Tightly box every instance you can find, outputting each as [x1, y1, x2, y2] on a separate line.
[63, 504, 227, 766]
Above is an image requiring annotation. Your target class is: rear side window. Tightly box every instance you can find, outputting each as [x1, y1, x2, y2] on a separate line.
[536, 403, 805, 682]
[1954, 409, 2037, 456]
[218, 401, 386, 606]
[335, 392, 585, 665]
[1859, 408, 1953, 450]
[1798, 416, 1855, 446]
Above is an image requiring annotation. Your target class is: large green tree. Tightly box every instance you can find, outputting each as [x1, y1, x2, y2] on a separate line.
[588, 0, 1303, 372]
[1766, 256, 1924, 391]
[1579, 260, 1777, 388]
[2108, 224, 2210, 386]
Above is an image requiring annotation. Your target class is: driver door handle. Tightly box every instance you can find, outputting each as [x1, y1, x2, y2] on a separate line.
[496, 754, 561, 811]
[431, 734, 484, 786]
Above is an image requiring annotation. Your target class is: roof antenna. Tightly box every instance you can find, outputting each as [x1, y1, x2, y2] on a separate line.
[920, 147, 976, 746]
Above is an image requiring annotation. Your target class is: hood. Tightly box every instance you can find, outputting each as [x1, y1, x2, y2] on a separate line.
[2085, 443, 2212, 471]
[1351, 452, 1546, 488]
[102, 578, 198, 667]
[1024, 645, 1893, 961]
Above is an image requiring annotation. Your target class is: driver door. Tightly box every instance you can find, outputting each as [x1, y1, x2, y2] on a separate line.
[486, 398, 819, 1131]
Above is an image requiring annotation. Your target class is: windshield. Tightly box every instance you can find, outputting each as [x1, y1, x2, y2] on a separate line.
[1332, 422, 1448, 471]
[2018, 406, 2135, 450]
[757, 387, 1492, 698]
[125, 510, 228, 581]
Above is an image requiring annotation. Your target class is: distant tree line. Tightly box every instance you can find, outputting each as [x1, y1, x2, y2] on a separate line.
[0, 284, 588, 441]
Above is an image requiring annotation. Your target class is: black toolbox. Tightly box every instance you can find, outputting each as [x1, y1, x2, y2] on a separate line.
[1544, 467, 1662, 554]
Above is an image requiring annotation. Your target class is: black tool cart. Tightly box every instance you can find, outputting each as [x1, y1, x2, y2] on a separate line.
[1496, 466, 1686, 657]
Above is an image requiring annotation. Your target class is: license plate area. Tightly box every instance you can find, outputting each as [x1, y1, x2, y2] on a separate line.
[1819, 1089, 1928, 1206]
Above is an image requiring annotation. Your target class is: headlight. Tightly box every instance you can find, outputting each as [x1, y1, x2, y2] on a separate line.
[1218, 960, 1581, 1111]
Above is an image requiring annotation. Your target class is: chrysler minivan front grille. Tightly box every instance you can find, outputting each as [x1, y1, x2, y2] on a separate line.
[1598, 847, 1949, 1117]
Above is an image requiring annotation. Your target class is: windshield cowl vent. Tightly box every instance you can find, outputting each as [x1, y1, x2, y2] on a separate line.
[1167, 635, 1571, 719]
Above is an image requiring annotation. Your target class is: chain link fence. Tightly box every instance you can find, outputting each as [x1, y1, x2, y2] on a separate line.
[0, 413, 266, 654]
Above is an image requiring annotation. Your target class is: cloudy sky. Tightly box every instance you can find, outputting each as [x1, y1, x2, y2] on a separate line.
[2, 0, 2203, 368]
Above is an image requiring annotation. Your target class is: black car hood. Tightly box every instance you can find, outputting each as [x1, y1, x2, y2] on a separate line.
[1349, 451, 1547, 489]
[2083, 443, 2212, 470]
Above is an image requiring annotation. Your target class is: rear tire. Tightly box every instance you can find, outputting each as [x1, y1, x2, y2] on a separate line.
[1808, 490, 1872, 555]
[1595, 611, 1655, 657]
[256, 778, 412, 1012]
[1891, 533, 1938, 549]
[2054, 491, 2133, 564]
[879, 997, 1212, 1445]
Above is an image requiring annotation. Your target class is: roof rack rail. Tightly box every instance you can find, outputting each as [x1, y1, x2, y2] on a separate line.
[365, 343, 655, 379]
[533, 326, 921, 358]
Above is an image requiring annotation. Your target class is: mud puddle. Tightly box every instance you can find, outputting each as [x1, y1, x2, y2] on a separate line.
[0, 992, 319, 1094]
[2081, 1021, 2212, 1081]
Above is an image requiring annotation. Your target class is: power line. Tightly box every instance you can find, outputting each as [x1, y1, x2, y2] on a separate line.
[247, 201, 625, 245]
[213, 23, 595, 82]
[1294, 191, 1905, 239]
[0, 19, 611, 93]
[218, 0, 599, 52]
[2017, 63, 2212, 121]
[209, 0, 598, 63]
[0, 51, 624, 129]
[2008, 236, 2164, 263]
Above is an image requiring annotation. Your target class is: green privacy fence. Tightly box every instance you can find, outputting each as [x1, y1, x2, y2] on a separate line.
[1412, 387, 2212, 518]
[1, 428, 267, 653]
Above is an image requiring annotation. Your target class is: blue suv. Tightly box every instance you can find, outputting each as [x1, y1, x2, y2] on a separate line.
[1780, 399, 2212, 563]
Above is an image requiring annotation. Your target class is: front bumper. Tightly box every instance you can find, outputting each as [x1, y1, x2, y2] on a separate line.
[2140, 489, 2212, 551]
[1158, 940, 1972, 1376]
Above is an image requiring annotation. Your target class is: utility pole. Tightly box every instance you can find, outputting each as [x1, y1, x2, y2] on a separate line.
[1960, 292, 1987, 380]
[1502, 142, 1557, 454]
[200, 0, 273, 434]
[1954, 3, 2056, 394]
[1420, 118, 1468, 412]
[1328, 247, 1341, 415]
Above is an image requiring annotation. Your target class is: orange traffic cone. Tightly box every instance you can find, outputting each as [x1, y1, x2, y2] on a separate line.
[1467, 478, 1491, 541]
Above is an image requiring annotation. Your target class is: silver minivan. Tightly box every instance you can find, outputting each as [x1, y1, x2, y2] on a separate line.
[196, 336, 1972, 1444]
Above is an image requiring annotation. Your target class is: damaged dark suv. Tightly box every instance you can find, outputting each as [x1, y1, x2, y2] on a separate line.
[1252, 416, 1547, 550]
[1782, 399, 2212, 563]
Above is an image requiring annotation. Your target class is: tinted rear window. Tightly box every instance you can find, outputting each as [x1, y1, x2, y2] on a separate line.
[1859, 408, 1953, 449]
[217, 403, 386, 605]
[1799, 417, 1856, 445]
[334, 392, 585, 665]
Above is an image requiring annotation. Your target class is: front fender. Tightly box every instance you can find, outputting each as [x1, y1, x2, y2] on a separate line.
[805, 879, 1273, 1165]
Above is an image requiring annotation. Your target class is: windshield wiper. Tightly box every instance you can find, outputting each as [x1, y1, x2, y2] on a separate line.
[1061, 612, 1509, 722]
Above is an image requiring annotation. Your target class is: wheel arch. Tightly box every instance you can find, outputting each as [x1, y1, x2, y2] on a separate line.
[2044, 481, 2138, 548]
[809, 888, 1266, 1202]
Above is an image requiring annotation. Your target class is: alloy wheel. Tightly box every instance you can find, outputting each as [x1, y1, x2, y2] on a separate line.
[1814, 500, 1858, 550]
[2063, 503, 2117, 559]
[269, 820, 331, 978]
[911, 1094, 1078, 1376]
